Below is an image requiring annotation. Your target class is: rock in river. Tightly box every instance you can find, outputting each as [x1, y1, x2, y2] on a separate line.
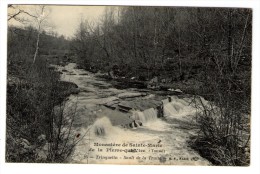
[117, 92, 145, 99]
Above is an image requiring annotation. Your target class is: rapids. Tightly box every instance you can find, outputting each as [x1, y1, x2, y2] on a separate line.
[55, 63, 210, 165]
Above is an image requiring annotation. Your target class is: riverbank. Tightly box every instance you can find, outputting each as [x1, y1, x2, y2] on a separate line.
[6, 58, 80, 162]
[96, 72, 203, 97]
[6, 59, 249, 165]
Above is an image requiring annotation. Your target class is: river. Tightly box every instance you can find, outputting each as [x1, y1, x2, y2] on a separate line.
[55, 63, 210, 165]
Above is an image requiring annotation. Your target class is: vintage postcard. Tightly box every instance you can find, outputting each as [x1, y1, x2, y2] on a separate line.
[4, 3, 253, 167]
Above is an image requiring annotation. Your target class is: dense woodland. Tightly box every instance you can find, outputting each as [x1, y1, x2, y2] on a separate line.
[72, 7, 252, 165]
[7, 6, 251, 165]
[73, 7, 251, 80]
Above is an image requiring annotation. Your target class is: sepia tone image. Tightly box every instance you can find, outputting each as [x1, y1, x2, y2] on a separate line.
[6, 5, 251, 166]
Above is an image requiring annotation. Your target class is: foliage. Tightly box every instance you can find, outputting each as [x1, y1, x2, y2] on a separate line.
[6, 6, 252, 165]
[7, 24, 78, 162]
[72, 6, 251, 166]
[71, 7, 251, 84]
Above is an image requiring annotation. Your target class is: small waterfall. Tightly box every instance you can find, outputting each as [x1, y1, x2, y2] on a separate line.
[130, 97, 200, 126]
[143, 108, 158, 121]
[132, 110, 146, 123]
[131, 108, 158, 126]
[92, 117, 114, 136]
[163, 98, 183, 117]
[164, 102, 180, 117]
[163, 98, 197, 119]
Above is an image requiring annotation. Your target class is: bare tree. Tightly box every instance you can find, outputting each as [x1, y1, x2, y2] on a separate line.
[8, 5, 33, 22]
[30, 6, 51, 64]
[8, 5, 51, 64]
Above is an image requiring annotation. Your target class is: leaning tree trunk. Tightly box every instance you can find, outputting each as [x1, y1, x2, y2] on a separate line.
[33, 25, 41, 64]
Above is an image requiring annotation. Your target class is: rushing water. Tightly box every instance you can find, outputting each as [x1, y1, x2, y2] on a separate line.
[56, 63, 210, 165]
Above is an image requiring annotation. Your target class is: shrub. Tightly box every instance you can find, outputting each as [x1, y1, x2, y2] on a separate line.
[6, 58, 81, 163]
[190, 70, 250, 166]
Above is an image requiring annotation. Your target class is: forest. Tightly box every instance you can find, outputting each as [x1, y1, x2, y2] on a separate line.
[7, 5, 251, 165]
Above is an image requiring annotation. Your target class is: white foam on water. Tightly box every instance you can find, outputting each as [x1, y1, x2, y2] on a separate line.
[163, 98, 197, 119]
[131, 108, 158, 126]
[71, 116, 164, 164]
[60, 64, 210, 165]
[71, 116, 209, 165]
[141, 119, 172, 132]
[131, 110, 146, 123]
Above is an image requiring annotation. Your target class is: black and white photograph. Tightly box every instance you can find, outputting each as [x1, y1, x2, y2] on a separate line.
[1, 1, 260, 173]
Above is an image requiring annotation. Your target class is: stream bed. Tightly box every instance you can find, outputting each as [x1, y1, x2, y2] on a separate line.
[55, 63, 210, 165]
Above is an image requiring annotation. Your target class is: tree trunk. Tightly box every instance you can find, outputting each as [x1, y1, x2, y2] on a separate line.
[33, 25, 41, 64]
[227, 10, 233, 72]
